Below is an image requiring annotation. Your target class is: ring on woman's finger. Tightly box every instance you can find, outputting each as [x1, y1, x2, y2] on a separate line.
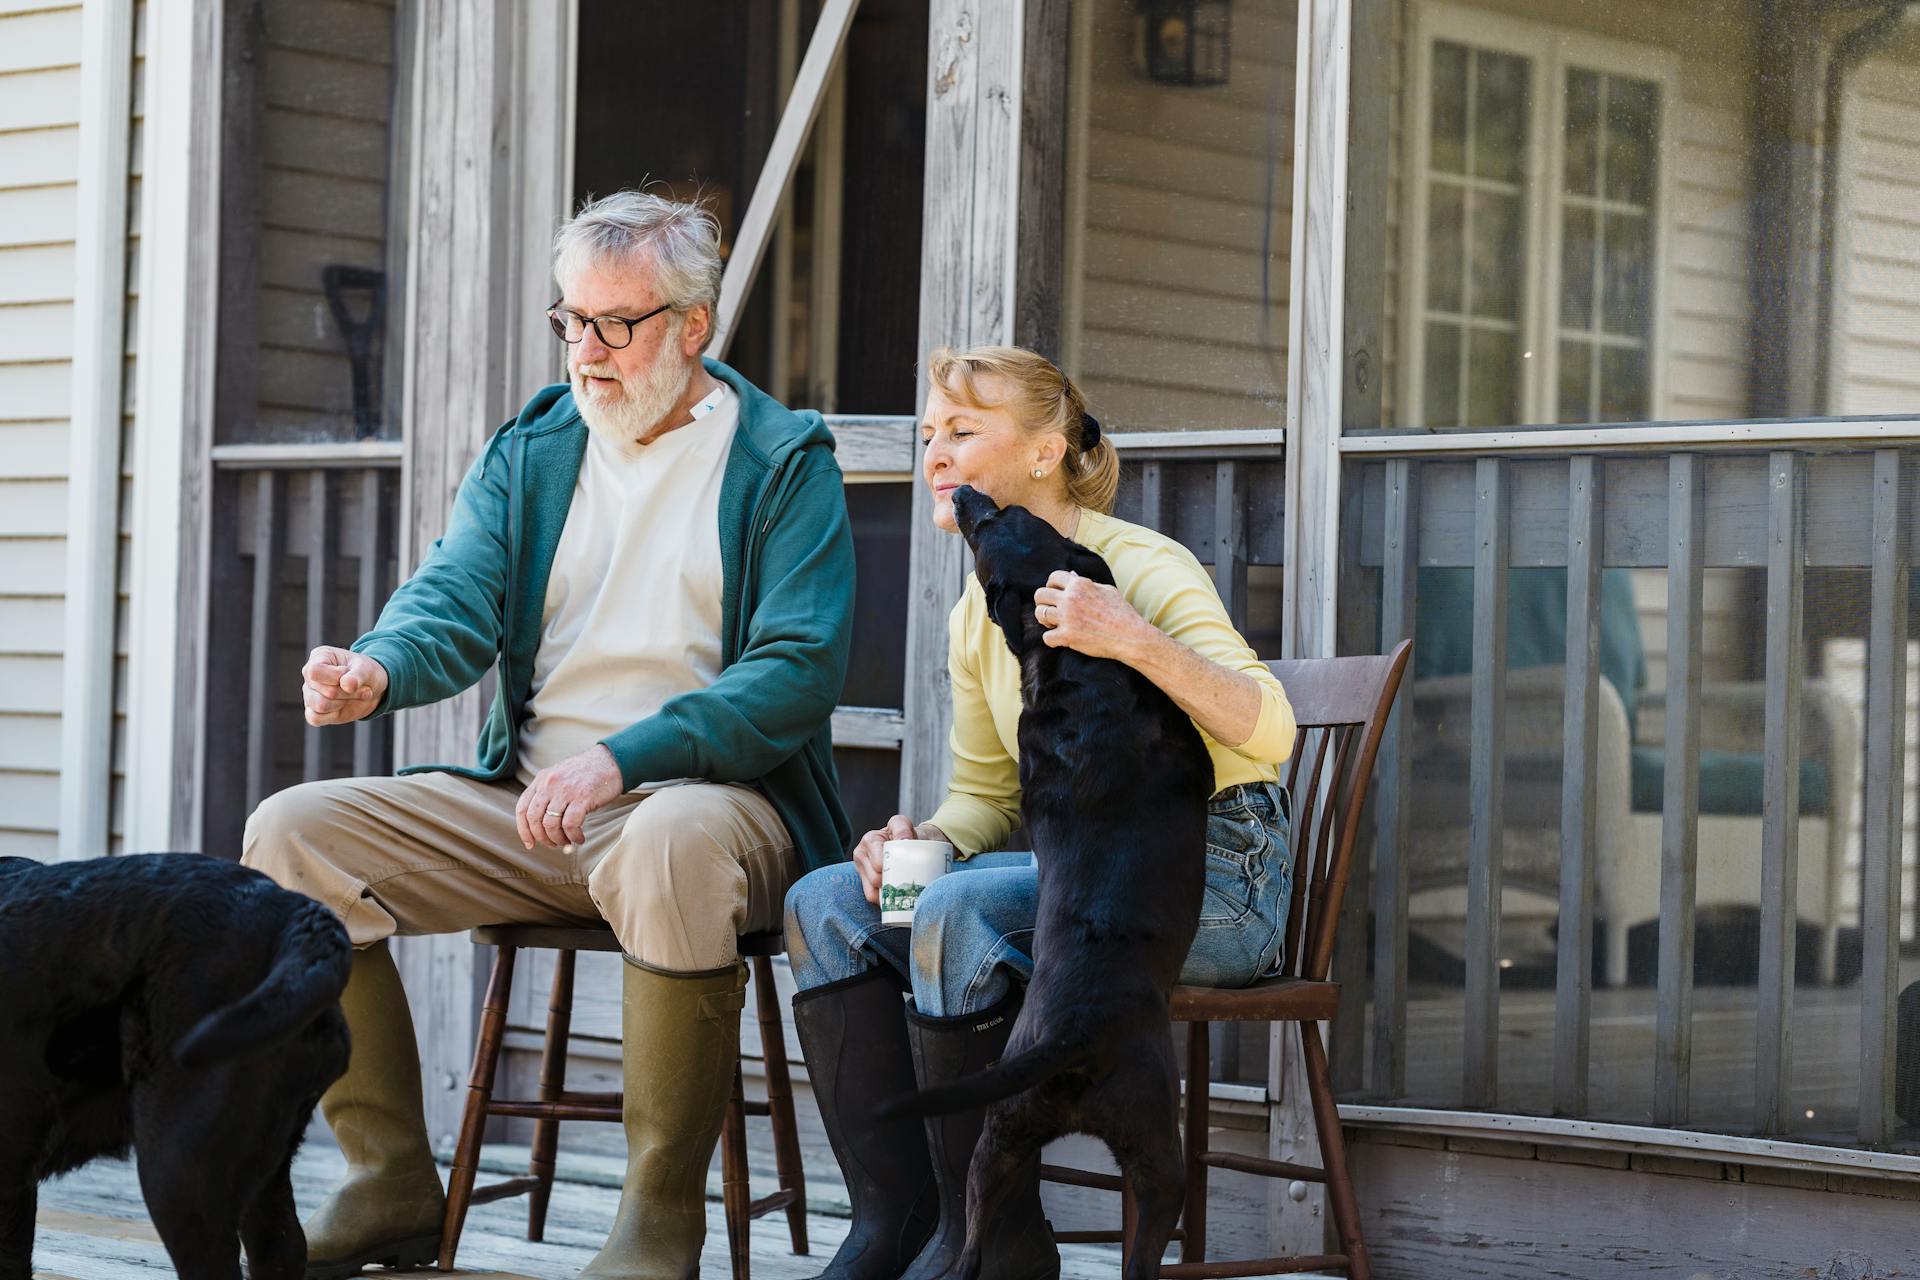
[545, 807, 565, 819]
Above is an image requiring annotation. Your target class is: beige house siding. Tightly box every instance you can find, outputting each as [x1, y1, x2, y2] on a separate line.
[0, 2, 83, 861]
[1833, 37, 1920, 417]
[1066, 0, 1295, 433]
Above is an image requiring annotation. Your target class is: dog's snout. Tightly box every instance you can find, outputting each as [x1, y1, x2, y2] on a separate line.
[951, 484, 998, 539]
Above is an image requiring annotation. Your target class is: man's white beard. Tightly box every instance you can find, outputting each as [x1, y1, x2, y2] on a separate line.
[572, 347, 695, 448]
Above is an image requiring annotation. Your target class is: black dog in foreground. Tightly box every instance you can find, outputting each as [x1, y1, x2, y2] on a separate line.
[0, 852, 352, 1280]
[885, 485, 1216, 1280]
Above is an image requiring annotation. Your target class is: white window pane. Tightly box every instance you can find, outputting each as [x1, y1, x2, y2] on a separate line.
[1470, 189, 1526, 320]
[1431, 41, 1470, 175]
[1474, 49, 1531, 184]
[1428, 183, 1466, 315]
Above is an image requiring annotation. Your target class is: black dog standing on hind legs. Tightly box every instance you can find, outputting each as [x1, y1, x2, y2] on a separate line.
[882, 484, 1216, 1280]
[0, 852, 353, 1280]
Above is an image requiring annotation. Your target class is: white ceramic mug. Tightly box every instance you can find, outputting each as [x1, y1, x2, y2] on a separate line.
[880, 838, 953, 926]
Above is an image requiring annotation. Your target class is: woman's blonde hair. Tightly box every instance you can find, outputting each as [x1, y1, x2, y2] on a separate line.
[926, 345, 1119, 514]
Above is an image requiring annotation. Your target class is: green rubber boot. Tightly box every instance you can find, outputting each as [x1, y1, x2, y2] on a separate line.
[576, 960, 749, 1280]
[301, 945, 446, 1279]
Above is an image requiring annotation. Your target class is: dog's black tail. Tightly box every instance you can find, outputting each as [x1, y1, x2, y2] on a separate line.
[876, 1033, 1092, 1121]
[173, 899, 352, 1068]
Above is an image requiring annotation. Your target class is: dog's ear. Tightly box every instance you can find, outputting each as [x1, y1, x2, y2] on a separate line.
[983, 579, 1036, 658]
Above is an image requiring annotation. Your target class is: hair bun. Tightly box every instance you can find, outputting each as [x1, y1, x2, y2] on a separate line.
[1080, 412, 1102, 452]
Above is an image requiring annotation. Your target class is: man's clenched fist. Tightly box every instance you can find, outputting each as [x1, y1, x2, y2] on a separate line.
[302, 646, 390, 726]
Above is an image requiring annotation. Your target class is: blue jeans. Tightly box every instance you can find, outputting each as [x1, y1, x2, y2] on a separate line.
[784, 780, 1292, 1016]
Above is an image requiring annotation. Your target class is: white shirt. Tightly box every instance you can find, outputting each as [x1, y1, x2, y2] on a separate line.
[515, 384, 735, 786]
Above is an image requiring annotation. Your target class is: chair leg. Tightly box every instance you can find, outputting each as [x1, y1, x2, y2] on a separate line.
[526, 948, 576, 1242]
[723, 1058, 752, 1280]
[1119, 1173, 1136, 1272]
[1182, 1018, 1210, 1265]
[1300, 1020, 1370, 1280]
[439, 944, 518, 1272]
[753, 955, 809, 1255]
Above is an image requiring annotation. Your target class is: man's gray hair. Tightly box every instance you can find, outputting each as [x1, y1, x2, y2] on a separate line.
[552, 190, 725, 340]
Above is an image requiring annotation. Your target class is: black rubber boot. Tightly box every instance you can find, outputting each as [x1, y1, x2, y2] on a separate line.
[791, 969, 939, 1279]
[898, 987, 1059, 1280]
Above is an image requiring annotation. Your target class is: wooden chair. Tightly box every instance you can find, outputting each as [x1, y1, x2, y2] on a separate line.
[1040, 643, 1412, 1279]
[437, 926, 809, 1280]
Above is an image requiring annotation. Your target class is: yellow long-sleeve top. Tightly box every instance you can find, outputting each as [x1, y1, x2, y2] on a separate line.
[926, 508, 1298, 857]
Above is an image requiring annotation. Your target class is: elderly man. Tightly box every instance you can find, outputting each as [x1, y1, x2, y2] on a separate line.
[243, 191, 855, 1280]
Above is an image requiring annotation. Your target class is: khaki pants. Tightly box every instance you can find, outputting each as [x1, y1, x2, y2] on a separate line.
[242, 772, 796, 972]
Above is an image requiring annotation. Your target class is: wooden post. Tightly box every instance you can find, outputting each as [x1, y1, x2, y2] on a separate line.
[1272, 0, 1383, 1258]
[900, 0, 1067, 821]
[393, 0, 572, 1153]
[1747, 0, 1825, 419]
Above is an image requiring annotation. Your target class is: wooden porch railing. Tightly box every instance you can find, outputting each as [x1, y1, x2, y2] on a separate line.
[1351, 447, 1916, 1146]
[204, 443, 403, 856]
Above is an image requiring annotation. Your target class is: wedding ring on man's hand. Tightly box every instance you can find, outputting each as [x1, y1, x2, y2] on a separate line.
[545, 808, 564, 818]
[1038, 604, 1056, 625]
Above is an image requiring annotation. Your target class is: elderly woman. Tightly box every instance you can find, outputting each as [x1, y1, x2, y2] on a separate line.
[784, 346, 1296, 1280]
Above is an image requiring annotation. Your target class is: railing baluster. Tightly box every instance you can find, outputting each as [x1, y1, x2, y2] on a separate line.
[303, 471, 334, 783]
[1755, 452, 1804, 1135]
[1213, 461, 1247, 631]
[353, 469, 386, 778]
[1656, 453, 1705, 1126]
[1555, 455, 1602, 1117]
[1371, 458, 1417, 1100]
[1860, 449, 1908, 1144]
[1139, 460, 1166, 534]
[245, 471, 284, 811]
[1465, 457, 1508, 1109]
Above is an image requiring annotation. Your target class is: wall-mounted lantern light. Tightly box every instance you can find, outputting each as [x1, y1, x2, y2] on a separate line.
[1139, 0, 1231, 87]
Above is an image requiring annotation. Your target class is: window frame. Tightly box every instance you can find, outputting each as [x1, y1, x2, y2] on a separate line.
[1398, 1, 1680, 431]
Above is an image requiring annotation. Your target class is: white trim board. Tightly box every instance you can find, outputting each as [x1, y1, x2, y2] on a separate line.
[57, 0, 136, 861]
[124, 0, 215, 853]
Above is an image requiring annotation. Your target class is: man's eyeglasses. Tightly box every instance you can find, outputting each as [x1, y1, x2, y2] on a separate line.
[546, 299, 672, 350]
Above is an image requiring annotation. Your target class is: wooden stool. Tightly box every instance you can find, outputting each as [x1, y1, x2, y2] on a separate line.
[1040, 645, 1411, 1278]
[438, 925, 809, 1280]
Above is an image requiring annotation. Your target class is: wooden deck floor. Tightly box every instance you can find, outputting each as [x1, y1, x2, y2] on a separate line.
[31, 1142, 1139, 1279]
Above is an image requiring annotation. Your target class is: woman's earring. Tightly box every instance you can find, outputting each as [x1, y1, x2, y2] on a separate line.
[1032, 467, 1045, 478]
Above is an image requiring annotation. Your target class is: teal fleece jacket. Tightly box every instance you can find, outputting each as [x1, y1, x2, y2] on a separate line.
[351, 359, 855, 873]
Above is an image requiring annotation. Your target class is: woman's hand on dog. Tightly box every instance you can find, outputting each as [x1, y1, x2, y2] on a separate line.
[301, 646, 390, 726]
[853, 815, 948, 905]
[517, 745, 626, 851]
[1033, 570, 1153, 662]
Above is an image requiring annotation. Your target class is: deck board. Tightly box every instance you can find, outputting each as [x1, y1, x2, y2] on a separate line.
[32, 1143, 1142, 1278]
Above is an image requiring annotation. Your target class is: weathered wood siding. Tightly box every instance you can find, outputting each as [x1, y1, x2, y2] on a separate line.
[1066, 0, 1296, 433]
[0, 2, 84, 861]
[1348, 1129, 1920, 1279]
